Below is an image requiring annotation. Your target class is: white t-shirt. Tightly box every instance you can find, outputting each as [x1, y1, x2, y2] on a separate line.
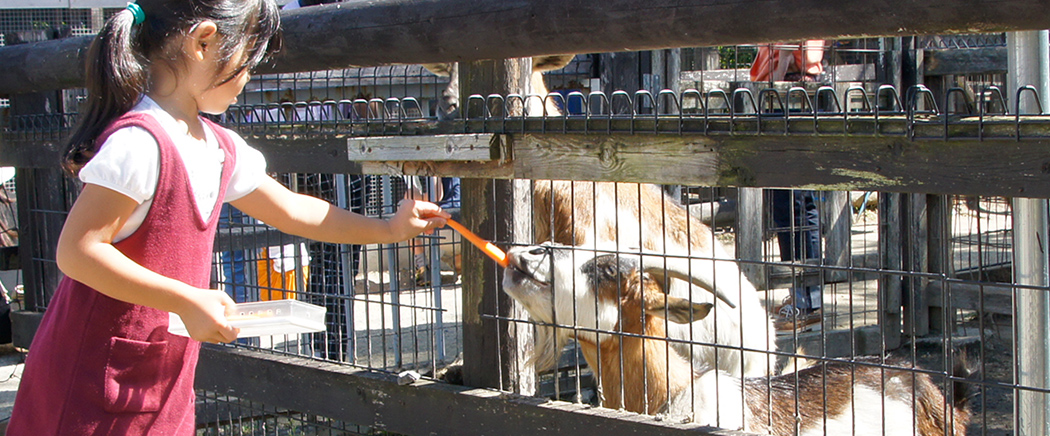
[79, 96, 268, 242]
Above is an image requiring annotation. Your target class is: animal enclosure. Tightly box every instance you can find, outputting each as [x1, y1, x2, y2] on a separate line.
[3, 3, 1050, 435]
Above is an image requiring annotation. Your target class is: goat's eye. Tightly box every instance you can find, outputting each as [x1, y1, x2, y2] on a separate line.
[529, 247, 546, 256]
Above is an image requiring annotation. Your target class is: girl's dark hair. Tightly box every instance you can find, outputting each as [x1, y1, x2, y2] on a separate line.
[63, 0, 282, 175]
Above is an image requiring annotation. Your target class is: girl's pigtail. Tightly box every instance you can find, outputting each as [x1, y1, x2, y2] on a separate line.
[63, 7, 147, 176]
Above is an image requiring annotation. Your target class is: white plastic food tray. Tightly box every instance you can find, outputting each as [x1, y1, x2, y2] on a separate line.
[168, 299, 326, 338]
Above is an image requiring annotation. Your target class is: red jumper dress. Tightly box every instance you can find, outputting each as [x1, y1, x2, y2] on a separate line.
[7, 113, 237, 435]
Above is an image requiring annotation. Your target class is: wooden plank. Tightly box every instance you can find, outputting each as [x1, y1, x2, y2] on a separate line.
[11, 130, 1050, 197]
[4, 0, 1050, 94]
[12, 130, 1050, 197]
[515, 133, 1050, 198]
[736, 188, 765, 288]
[879, 193, 903, 351]
[822, 191, 851, 284]
[194, 346, 750, 436]
[514, 133, 721, 186]
[459, 59, 536, 394]
[924, 47, 1007, 76]
[926, 194, 952, 333]
[347, 134, 496, 161]
[359, 160, 514, 179]
[902, 194, 929, 337]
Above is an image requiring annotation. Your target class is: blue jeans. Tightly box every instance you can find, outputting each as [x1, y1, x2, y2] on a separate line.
[771, 189, 821, 311]
[218, 204, 250, 303]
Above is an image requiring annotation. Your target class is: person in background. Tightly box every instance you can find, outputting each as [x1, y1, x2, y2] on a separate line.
[749, 41, 826, 332]
[750, 40, 825, 83]
[405, 177, 461, 286]
[769, 190, 823, 331]
[7, 1, 449, 434]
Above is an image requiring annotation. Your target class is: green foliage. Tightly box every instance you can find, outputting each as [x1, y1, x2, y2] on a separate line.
[719, 46, 757, 69]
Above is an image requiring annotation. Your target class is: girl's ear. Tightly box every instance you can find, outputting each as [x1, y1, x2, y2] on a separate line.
[185, 21, 219, 62]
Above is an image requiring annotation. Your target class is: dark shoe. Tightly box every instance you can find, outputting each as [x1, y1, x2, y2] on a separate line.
[775, 308, 822, 332]
[415, 266, 431, 287]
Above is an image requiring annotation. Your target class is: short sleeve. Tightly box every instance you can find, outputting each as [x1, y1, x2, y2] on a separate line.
[79, 126, 159, 204]
[223, 129, 268, 202]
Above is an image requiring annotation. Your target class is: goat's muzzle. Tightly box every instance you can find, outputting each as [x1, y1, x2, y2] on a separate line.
[504, 245, 551, 287]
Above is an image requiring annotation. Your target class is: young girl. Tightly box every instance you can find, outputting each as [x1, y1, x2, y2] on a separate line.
[7, 1, 449, 434]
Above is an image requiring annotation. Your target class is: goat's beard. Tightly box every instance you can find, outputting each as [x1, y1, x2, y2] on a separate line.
[528, 323, 569, 372]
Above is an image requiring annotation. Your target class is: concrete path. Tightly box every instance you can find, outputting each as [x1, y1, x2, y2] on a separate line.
[0, 344, 25, 434]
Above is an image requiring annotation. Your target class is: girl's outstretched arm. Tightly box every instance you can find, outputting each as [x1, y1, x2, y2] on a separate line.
[56, 184, 239, 343]
[230, 177, 450, 245]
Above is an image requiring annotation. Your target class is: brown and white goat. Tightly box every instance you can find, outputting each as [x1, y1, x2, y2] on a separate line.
[502, 244, 971, 435]
[533, 181, 777, 377]
[426, 55, 776, 377]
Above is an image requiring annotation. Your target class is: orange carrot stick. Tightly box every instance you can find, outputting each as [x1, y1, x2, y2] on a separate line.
[445, 218, 509, 267]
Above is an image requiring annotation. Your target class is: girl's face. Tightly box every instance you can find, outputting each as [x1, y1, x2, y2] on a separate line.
[182, 21, 253, 115]
[197, 62, 250, 115]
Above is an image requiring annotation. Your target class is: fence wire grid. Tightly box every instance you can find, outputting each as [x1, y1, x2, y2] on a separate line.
[0, 10, 1044, 434]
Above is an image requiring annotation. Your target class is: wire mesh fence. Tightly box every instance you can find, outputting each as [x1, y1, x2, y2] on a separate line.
[196, 390, 398, 436]
[0, 6, 1043, 432]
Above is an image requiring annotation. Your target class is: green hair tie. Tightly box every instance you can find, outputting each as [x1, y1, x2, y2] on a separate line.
[126, 2, 145, 26]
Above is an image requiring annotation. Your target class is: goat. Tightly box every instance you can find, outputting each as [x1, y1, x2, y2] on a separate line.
[532, 181, 777, 377]
[426, 54, 776, 377]
[502, 244, 971, 435]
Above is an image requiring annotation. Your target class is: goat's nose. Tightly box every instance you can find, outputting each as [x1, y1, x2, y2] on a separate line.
[528, 247, 546, 256]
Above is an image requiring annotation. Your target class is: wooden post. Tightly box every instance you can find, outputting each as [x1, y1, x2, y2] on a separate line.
[879, 193, 903, 351]
[902, 193, 929, 337]
[737, 188, 765, 288]
[926, 194, 952, 334]
[459, 59, 536, 395]
[8, 29, 75, 313]
[900, 37, 930, 337]
[821, 191, 851, 284]
[600, 51, 643, 114]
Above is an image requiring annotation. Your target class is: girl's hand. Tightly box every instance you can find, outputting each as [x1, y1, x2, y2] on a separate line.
[389, 199, 450, 242]
[178, 289, 240, 343]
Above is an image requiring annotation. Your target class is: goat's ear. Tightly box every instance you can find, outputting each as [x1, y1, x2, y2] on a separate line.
[647, 296, 713, 324]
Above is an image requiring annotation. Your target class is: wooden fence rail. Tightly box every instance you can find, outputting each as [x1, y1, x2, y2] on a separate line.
[1, 0, 1049, 94]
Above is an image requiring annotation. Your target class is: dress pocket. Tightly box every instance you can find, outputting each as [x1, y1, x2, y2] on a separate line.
[103, 337, 169, 413]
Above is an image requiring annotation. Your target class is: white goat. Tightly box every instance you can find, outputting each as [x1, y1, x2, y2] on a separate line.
[533, 181, 777, 377]
[502, 244, 971, 435]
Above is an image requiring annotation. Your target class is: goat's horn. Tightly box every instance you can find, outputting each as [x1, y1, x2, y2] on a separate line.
[639, 254, 739, 309]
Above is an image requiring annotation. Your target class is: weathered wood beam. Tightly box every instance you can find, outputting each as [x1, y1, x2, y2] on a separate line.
[8, 130, 1050, 198]
[511, 133, 1050, 198]
[1, 0, 1048, 95]
[195, 346, 742, 436]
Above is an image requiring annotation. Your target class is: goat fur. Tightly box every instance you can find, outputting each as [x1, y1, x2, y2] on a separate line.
[532, 180, 777, 377]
